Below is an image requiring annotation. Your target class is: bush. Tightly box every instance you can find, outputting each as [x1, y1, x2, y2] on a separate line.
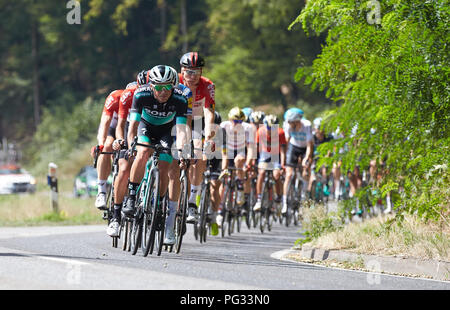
[23, 97, 102, 175]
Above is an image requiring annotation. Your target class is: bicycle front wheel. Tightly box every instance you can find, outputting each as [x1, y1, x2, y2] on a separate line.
[175, 173, 188, 254]
[142, 169, 160, 257]
[198, 184, 210, 244]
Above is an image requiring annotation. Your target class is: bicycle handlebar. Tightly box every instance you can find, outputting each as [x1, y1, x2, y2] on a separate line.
[93, 146, 115, 169]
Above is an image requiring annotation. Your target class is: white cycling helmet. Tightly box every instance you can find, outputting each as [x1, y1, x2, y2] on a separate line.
[285, 109, 303, 122]
[250, 111, 265, 124]
[313, 117, 322, 129]
[148, 65, 179, 86]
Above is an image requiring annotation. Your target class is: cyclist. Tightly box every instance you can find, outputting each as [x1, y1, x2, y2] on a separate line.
[219, 107, 256, 210]
[249, 111, 265, 127]
[122, 65, 189, 247]
[178, 52, 216, 224]
[282, 108, 313, 215]
[308, 117, 333, 199]
[242, 107, 253, 123]
[205, 111, 225, 236]
[253, 114, 286, 212]
[106, 71, 147, 237]
[91, 88, 124, 210]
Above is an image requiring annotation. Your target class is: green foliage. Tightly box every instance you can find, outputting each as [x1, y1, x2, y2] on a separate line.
[23, 97, 102, 174]
[291, 0, 450, 223]
[295, 206, 343, 246]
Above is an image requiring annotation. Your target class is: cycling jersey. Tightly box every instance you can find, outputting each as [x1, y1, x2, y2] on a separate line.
[178, 74, 215, 118]
[313, 134, 333, 155]
[283, 119, 313, 148]
[256, 126, 286, 170]
[103, 89, 124, 130]
[256, 126, 286, 158]
[220, 121, 255, 158]
[129, 85, 188, 159]
[118, 85, 138, 122]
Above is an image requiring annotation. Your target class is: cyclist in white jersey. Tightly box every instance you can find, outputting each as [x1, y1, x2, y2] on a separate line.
[219, 107, 256, 207]
[282, 109, 313, 214]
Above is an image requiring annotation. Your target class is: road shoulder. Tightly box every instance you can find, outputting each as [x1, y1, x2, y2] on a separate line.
[275, 245, 450, 282]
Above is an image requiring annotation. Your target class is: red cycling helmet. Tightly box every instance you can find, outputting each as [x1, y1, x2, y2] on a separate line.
[180, 52, 205, 68]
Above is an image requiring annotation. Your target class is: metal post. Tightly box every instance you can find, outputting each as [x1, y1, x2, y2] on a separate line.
[48, 162, 59, 213]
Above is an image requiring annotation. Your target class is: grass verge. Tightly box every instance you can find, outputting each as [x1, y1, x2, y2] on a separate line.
[0, 141, 105, 227]
[297, 203, 450, 262]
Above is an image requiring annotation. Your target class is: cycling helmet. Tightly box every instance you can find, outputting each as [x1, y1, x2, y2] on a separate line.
[228, 107, 246, 121]
[242, 107, 253, 122]
[285, 109, 303, 122]
[136, 70, 147, 86]
[250, 111, 265, 124]
[283, 108, 304, 122]
[126, 81, 137, 89]
[180, 52, 205, 68]
[263, 114, 279, 127]
[313, 117, 322, 129]
[214, 111, 222, 125]
[147, 65, 179, 86]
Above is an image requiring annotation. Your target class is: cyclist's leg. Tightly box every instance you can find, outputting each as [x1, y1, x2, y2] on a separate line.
[283, 143, 302, 212]
[254, 165, 266, 211]
[209, 163, 221, 235]
[106, 154, 131, 236]
[123, 123, 153, 216]
[188, 117, 206, 212]
[95, 132, 115, 209]
[332, 160, 342, 200]
[273, 164, 282, 200]
[234, 151, 246, 205]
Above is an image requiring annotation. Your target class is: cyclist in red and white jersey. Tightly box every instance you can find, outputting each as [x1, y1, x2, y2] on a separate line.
[178, 52, 216, 224]
[106, 71, 145, 236]
[91, 88, 124, 210]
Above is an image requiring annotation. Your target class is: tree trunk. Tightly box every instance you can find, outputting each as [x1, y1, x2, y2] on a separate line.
[159, 0, 167, 61]
[31, 18, 41, 128]
[180, 0, 188, 53]
[280, 83, 296, 112]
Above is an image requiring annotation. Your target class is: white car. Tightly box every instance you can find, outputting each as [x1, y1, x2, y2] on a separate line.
[0, 164, 36, 195]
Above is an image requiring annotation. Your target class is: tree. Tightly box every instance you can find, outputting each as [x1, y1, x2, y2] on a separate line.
[291, 0, 450, 222]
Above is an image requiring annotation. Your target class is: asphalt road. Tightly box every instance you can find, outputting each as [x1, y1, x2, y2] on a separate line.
[0, 219, 449, 290]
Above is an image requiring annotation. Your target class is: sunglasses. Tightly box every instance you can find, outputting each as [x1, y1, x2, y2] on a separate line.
[185, 69, 201, 76]
[153, 84, 173, 91]
[233, 120, 243, 124]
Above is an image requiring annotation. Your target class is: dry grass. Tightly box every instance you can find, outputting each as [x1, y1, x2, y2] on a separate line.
[302, 206, 450, 262]
[0, 192, 103, 226]
[0, 141, 103, 226]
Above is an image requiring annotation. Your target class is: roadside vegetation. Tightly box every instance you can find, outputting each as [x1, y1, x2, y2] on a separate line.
[290, 0, 449, 260]
[297, 204, 449, 262]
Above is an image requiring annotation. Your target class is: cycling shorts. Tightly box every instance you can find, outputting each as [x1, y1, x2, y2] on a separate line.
[257, 156, 281, 170]
[286, 143, 307, 168]
[209, 158, 221, 180]
[137, 121, 173, 163]
[107, 126, 116, 139]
